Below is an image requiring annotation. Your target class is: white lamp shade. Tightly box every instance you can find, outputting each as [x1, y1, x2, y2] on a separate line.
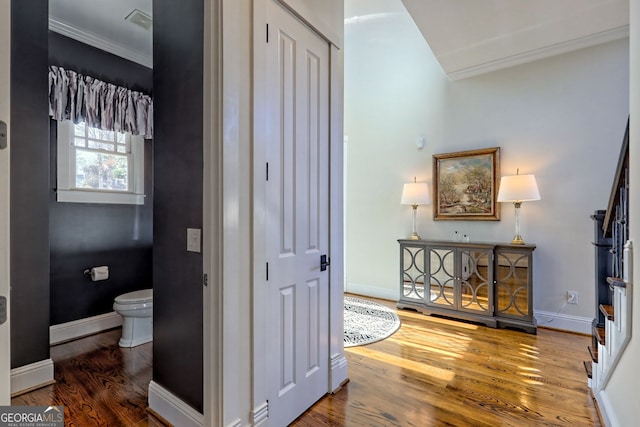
[401, 182, 431, 205]
[497, 174, 541, 202]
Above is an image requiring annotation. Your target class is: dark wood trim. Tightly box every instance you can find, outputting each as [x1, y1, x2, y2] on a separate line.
[603, 117, 629, 236]
[606, 277, 626, 288]
[584, 360, 593, 379]
[599, 304, 614, 321]
[593, 326, 606, 346]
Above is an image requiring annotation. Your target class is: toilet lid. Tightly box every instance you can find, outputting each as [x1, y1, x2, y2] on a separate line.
[115, 289, 153, 304]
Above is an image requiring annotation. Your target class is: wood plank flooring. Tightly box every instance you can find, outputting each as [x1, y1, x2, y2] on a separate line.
[11, 329, 164, 426]
[12, 297, 600, 426]
[293, 297, 601, 427]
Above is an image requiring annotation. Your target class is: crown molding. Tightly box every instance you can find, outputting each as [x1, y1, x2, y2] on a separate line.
[448, 25, 629, 81]
[48, 18, 153, 69]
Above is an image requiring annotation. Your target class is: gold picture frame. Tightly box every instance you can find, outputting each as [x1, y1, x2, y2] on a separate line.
[433, 147, 500, 221]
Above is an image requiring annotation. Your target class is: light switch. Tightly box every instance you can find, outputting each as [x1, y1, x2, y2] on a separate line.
[187, 228, 201, 253]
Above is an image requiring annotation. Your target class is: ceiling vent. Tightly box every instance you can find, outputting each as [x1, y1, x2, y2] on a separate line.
[125, 9, 153, 31]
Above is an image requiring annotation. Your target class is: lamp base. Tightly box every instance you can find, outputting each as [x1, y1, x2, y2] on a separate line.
[511, 234, 526, 245]
[408, 205, 421, 240]
[510, 202, 526, 245]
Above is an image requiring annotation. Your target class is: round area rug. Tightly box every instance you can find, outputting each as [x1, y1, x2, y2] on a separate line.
[344, 296, 401, 347]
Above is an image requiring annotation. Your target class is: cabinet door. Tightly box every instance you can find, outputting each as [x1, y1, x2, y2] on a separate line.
[458, 248, 493, 315]
[427, 248, 456, 309]
[400, 244, 426, 303]
[495, 249, 532, 320]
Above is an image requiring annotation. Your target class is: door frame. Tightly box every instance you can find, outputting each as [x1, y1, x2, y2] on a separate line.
[203, 0, 222, 425]
[0, 0, 10, 405]
[0, 1, 11, 405]
[204, 0, 345, 425]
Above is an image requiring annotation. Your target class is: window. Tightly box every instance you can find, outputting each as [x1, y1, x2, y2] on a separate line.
[57, 120, 145, 205]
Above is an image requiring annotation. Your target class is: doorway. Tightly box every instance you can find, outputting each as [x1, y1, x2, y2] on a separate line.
[259, 0, 331, 424]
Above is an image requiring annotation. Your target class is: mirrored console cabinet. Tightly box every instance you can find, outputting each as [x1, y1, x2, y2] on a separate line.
[398, 239, 536, 334]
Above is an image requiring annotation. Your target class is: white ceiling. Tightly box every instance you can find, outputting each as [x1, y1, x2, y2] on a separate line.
[400, 0, 630, 80]
[49, 0, 153, 68]
[50, 0, 630, 79]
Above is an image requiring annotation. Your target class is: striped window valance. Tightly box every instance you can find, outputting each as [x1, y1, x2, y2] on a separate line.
[48, 65, 153, 138]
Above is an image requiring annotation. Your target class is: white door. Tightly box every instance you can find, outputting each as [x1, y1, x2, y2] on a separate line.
[264, 1, 330, 425]
[0, 0, 11, 405]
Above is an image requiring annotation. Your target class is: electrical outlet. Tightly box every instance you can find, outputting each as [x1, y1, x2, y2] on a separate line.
[567, 291, 579, 304]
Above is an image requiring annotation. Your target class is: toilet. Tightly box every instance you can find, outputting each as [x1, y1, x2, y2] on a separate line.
[113, 289, 153, 348]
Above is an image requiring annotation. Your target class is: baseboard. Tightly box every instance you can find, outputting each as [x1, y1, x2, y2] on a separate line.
[345, 283, 592, 335]
[148, 381, 204, 427]
[50, 312, 122, 345]
[534, 310, 593, 334]
[345, 284, 592, 334]
[594, 388, 616, 427]
[345, 282, 398, 301]
[251, 401, 268, 426]
[10, 359, 55, 396]
[330, 353, 349, 392]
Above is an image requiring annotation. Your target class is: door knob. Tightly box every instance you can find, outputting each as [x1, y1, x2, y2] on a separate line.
[0, 296, 6, 325]
[0, 121, 6, 149]
[320, 254, 330, 271]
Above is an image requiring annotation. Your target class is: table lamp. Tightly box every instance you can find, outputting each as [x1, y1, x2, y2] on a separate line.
[497, 170, 540, 245]
[401, 178, 431, 240]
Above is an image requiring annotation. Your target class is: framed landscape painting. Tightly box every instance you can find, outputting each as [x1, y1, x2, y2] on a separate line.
[433, 147, 500, 221]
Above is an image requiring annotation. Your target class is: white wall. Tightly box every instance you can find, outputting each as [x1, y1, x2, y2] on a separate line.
[344, 0, 629, 332]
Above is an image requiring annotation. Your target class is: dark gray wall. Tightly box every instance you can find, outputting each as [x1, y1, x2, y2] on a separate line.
[48, 33, 154, 325]
[10, 0, 50, 368]
[153, 0, 204, 412]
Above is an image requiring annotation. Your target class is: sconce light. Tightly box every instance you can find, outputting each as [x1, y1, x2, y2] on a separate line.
[497, 170, 540, 245]
[401, 178, 431, 240]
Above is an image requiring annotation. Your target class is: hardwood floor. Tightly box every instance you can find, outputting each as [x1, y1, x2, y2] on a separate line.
[11, 329, 164, 426]
[12, 298, 600, 426]
[293, 298, 601, 427]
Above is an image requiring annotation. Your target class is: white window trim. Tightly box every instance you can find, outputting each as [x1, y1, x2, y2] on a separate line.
[56, 120, 145, 205]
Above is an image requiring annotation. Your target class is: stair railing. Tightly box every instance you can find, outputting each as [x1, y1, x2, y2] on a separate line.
[595, 119, 631, 391]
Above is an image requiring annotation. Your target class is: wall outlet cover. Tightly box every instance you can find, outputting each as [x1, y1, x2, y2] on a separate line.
[187, 228, 201, 253]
